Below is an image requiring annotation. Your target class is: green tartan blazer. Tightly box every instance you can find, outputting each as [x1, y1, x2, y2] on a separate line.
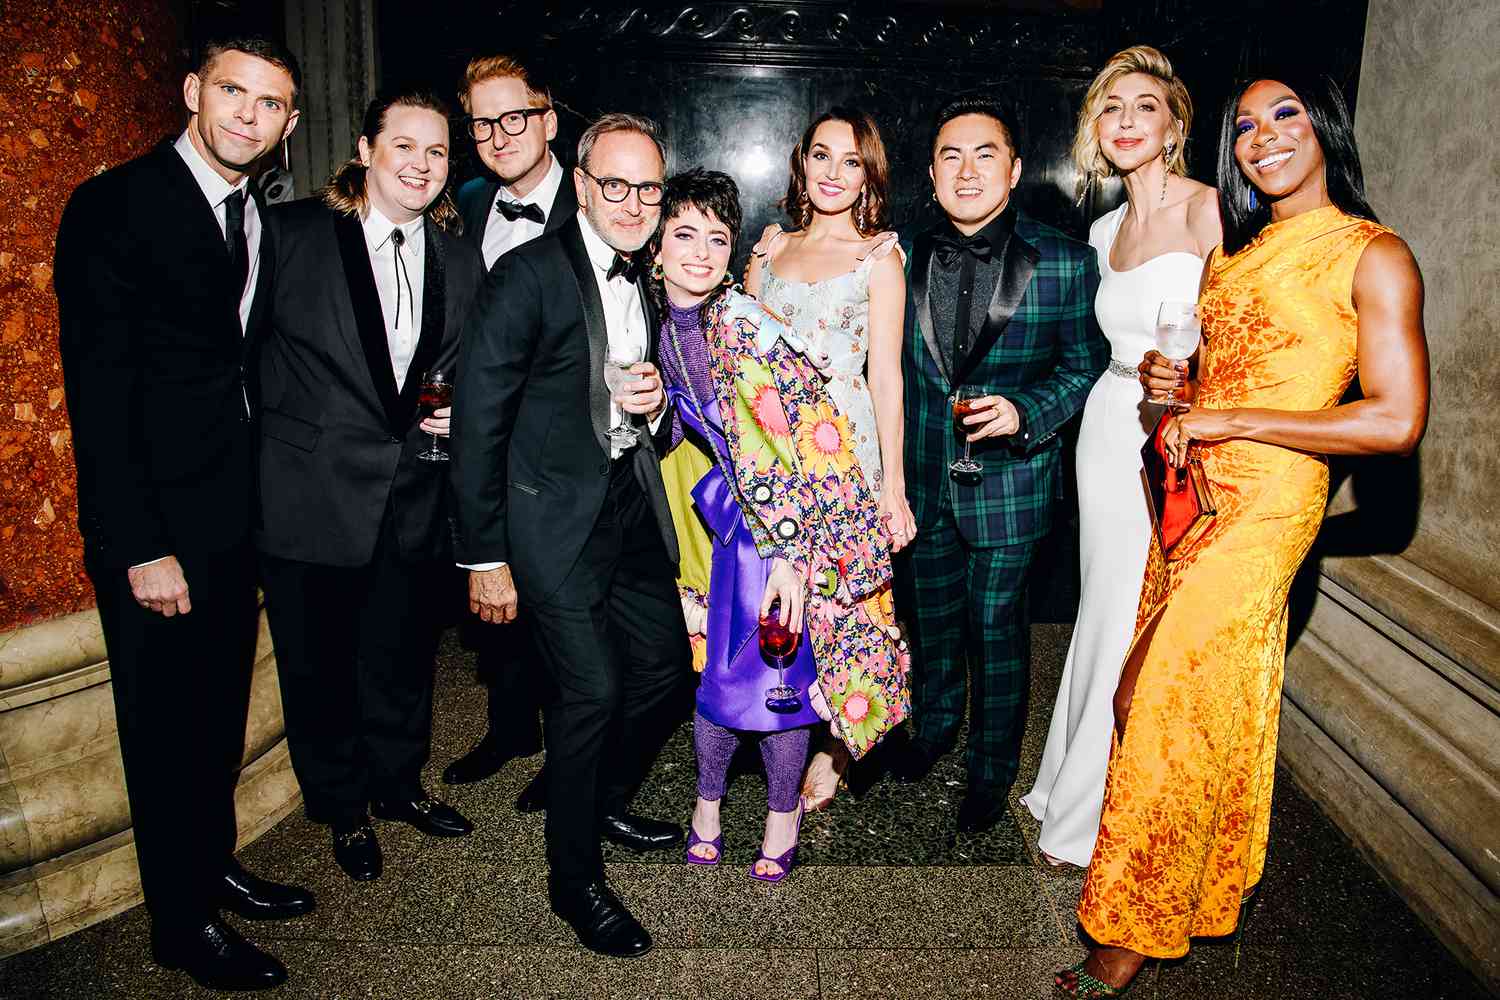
[901, 209, 1107, 549]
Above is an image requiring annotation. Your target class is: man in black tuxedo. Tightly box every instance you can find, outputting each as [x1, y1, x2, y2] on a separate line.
[257, 91, 484, 884]
[453, 113, 689, 958]
[54, 36, 313, 992]
[441, 54, 577, 799]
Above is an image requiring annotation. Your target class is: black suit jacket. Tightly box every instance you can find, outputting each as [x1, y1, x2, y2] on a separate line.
[256, 198, 485, 566]
[55, 138, 272, 568]
[452, 215, 676, 602]
[456, 169, 576, 261]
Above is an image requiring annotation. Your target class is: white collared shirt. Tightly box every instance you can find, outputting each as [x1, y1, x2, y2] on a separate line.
[362, 206, 426, 391]
[173, 129, 259, 333]
[576, 209, 650, 457]
[481, 153, 564, 270]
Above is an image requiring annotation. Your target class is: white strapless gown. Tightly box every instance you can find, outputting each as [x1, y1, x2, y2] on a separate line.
[1019, 204, 1204, 866]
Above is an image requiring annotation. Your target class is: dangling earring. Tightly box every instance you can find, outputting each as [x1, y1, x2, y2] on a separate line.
[720, 271, 734, 288]
[797, 191, 812, 229]
[650, 260, 664, 281]
[1248, 188, 1259, 211]
[1161, 140, 1175, 203]
[281, 139, 291, 173]
[855, 190, 869, 233]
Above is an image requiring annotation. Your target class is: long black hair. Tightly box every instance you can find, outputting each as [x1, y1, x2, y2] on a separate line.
[646, 167, 743, 325]
[1217, 70, 1378, 255]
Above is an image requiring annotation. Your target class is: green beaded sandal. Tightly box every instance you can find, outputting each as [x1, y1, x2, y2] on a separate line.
[1055, 960, 1134, 998]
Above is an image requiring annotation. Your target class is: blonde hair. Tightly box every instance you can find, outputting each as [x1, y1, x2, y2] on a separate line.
[1071, 45, 1192, 199]
[458, 54, 550, 114]
[320, 91, 460, 233]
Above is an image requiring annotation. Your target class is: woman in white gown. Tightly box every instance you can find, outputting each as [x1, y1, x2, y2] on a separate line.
[1020, 46, 1221, 866]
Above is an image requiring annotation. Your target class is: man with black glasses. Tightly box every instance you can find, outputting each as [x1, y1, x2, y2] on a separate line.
[452, 113, 688, 958]
[443, 54, 576, 805]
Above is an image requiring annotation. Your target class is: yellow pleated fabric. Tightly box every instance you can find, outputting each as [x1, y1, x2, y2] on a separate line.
[661, 435, 715, 671]
[1077, 206, 1392, 958]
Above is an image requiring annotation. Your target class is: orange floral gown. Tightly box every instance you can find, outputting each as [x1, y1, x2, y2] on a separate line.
[1077, 206, 1393, 957]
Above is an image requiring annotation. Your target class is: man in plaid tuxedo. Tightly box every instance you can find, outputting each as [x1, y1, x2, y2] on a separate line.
[894, 97, 1108, 834]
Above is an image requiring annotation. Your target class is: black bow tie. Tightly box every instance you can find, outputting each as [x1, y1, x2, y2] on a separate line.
[496, 199, 545, 225]
[933, 232, 994, 269]
[606, 252, 638, 284]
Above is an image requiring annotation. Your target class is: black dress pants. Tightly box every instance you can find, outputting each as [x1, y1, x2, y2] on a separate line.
[89, 542, 259, 929]
[261, 509, 443, 828]
[528, 460, 691, 890]
[476, 613, 545, 755]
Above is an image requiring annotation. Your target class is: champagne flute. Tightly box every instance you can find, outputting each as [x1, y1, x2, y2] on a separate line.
[603, 345, 644, 448]
[1154, 300, 1201, 412]
[416, 369, 452, 463]
[950, 387, 984, 476]
[759, 600, 802, 714]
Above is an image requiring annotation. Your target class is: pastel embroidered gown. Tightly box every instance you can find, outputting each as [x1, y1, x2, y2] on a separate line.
[753, 227, 902, 499]
[1020, 204, 1203, 865]
[1078, 206, 1393, 957]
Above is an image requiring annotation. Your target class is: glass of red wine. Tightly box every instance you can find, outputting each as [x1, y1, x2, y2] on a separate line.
[416, 369, 452, 463]
[950, 387, 984, 475]
[758, 599, 802, 714]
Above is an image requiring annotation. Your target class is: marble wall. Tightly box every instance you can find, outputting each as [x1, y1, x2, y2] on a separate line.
[1275, 0, 1500, 990]
[0, 2, 184, 631]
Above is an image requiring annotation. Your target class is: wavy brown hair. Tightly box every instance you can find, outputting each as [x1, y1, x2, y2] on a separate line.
[781, 107, 890, 236]
[320, 89, 461, 233]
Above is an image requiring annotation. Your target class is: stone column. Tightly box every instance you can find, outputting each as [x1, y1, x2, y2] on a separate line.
[283, 0, 380, 199]
[1278, 1, 1500, 991]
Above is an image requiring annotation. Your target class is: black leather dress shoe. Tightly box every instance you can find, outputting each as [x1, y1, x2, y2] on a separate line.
[151, 918, 288, 991]
[955, 785, 1009, 835]
[218, 861, 315, 920]
[332, 823, 382, 882]
[372, 793, 474, 837]
[888, 740, 940, 783]
[549, 880, 652, 958]
[601, 812, 683, 851]
[442, 732, 538, 785]
[515, 766, 547, 814]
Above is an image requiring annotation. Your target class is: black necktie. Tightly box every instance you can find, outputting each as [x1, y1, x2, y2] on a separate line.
[390, 227, 414, 331]
[224, 189, 249, 295]
[606, 252, 637, 284]
[933, 231, 993, 269]
[496, 199, 545, 225]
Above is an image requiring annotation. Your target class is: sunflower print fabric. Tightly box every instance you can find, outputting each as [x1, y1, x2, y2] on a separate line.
[703, 290, 911, 759]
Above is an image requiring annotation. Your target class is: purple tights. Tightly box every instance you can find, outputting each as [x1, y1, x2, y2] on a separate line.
[693, 711, 810, 813]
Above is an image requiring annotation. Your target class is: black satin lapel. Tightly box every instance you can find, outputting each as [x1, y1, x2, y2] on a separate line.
[545, 176, 577, 235]
[397, 221, 448, 424]
[910, 232, 951, 386]
[954, 233, 1040, 386]
[334, 211, 404, 432]
[559, 217, 611, 451]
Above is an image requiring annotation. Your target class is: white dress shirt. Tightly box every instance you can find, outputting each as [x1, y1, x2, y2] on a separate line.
[481, 153, 564, 270]
[173, 129, 260, 333]
[362, 206, 426, 391]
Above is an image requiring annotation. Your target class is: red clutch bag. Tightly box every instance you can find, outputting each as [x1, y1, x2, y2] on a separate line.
[1139, 412, 1216, 557]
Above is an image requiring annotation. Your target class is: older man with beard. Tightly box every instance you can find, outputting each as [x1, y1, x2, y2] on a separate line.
[452, 113, 688, 958]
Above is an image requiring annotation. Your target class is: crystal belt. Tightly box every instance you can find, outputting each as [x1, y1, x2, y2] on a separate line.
[1107, 358, 1138, 380]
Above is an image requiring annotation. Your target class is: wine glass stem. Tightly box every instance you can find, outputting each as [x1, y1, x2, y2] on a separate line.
[776, 657, 786, 687]
[430, 431, 440, 451]
[962, 439, 972, 463]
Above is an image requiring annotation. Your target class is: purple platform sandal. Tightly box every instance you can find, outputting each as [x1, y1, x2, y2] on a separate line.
[748, 803, 804, 883]
[685, 824, 723, 866]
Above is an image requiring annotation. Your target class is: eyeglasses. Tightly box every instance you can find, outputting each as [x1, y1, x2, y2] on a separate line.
[578, 166, 664, 205]
[466, 106, 550, 140]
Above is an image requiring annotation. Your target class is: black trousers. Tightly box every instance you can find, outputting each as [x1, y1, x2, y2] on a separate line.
[529, 461, 690, 890]
[89, 543, 259, 929]
[475, 613, 545, 755]
[260, 509, 443, 827]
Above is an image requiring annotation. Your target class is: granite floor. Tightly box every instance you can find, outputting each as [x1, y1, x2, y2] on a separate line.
[2, 623, 1486, 999]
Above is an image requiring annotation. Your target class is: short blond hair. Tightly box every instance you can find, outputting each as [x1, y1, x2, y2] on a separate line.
[458, 54, 550, 114]
[1072, 45, 1192, 196]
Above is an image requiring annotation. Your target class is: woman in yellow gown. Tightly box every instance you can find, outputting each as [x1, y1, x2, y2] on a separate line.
[1059, 72, 1431, 997]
